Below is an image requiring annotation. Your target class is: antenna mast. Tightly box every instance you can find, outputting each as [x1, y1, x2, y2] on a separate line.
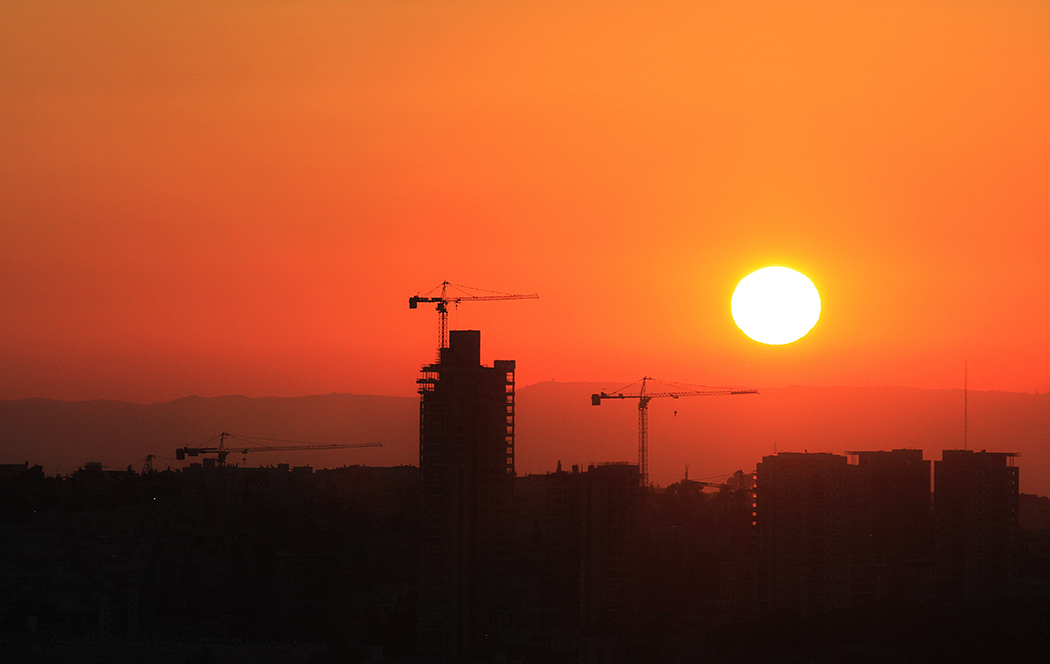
[964, 360, 968, 450]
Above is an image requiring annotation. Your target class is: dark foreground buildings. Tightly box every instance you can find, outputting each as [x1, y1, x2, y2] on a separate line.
[754, 448, 1021, 615]
[0, 462, 420, 663]
[3, 338, 1047, 663]
[753, 452, 860, 614]
[417, 331, 644, 663]
[936, 449, 1020, 601]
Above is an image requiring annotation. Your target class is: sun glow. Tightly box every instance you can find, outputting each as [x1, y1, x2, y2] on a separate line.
[731, 267, 821, 345]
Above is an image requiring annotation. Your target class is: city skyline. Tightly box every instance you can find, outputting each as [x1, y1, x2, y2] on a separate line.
[4, 4, 1049, 660]
[4, 376, 1048, 496]
[1, 431, 1039, 662]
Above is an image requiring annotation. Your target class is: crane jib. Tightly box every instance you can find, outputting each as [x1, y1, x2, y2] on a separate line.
[589, 379, 758, 488]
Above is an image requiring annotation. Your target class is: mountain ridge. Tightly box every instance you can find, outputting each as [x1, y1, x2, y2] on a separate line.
[2, 384, 1047, 495]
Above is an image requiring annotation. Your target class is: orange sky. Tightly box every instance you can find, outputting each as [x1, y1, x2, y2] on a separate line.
[2, 1, 1049, 403]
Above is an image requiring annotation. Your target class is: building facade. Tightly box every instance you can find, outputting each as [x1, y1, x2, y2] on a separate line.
[753, 452, 862, 615]
[417, 330, 516, 662]
[935, 449, 1020, 601]
[848, 449, 936, 603]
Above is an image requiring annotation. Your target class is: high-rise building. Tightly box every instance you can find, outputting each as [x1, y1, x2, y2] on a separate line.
[849, 449, 931, 561]
[534, 462, 641, 661]
[848, 449, 935, 603]
[579, 463, 641, 636]
[753, 452, 862, 615]
[417, 330, 515, 662]
[935, 449, 1020, 600]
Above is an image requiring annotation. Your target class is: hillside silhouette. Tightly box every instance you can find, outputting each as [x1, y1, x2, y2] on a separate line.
[517, 382, 1050, 495]
[0, 394, 416, 474]
[2, 384, 1048, 494]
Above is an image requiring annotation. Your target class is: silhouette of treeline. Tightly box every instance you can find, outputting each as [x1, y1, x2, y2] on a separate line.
[2, 461, 1049, 663]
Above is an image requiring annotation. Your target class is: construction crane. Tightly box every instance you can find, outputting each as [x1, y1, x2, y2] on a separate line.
[409, 281, 538, 352]
[591, 377, 757, 488]
[175, 432, 382, 465]
[681, 464, 720, 489]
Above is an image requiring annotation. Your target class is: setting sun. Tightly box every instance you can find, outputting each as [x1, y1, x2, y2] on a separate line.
[731, 267, 821, 345]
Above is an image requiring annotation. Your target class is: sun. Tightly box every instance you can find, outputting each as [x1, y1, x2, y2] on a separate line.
[731, 267, 821, 345]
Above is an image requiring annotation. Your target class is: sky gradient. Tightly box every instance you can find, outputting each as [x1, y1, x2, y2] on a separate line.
[3, 1, 1049, 403]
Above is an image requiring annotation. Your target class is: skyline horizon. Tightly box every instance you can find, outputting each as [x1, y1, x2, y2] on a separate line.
[5, 381, 1045, 495]
[4, 372, 1041, 406]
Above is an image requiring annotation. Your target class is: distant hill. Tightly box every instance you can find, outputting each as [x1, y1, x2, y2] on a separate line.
[516, 382, 1050, 496]
[2, 384, 1048, 495]
[0, 394, 417, 474]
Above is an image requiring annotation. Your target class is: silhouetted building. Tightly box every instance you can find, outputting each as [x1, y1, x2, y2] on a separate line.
[849, 449, 936, 603]
[935, 449, 1020, 600]
[0, 462, 418, 661]
[580, 463, 641, 644]
[417, 330, 516, 662]
[753, 453, 862, 615]
[539, 464, 586, 653]
[516, 463, 641, 662]
[849, 450, 931, 559]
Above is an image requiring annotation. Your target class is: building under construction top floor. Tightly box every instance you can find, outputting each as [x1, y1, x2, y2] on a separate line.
[417, 330, 516, 663]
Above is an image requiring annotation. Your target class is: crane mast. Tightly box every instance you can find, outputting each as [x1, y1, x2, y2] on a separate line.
[592, 377, 757, 488]
[409, 281, 538, 352]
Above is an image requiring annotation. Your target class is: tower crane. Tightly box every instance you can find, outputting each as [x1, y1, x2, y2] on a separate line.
[409, 281, 538, 352]
[175, 432, 382, 465]
[591, 377, 757, 488]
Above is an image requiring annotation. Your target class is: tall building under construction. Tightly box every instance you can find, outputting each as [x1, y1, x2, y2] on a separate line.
[417, 330, 515, 662]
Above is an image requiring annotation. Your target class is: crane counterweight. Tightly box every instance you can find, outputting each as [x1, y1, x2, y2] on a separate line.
[410, 281, 538, 353]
